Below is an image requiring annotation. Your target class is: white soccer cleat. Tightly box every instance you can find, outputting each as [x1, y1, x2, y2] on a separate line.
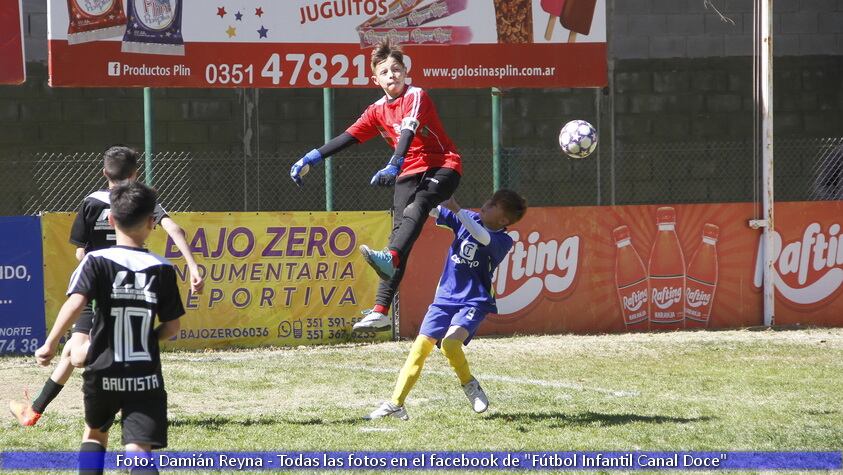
[365, 401, 409, 421]
[353, 309, 392, 332]
[462, 379, 489, 413]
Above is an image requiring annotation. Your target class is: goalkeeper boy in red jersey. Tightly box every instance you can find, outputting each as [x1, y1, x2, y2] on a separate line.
[291, 39, 462, 332]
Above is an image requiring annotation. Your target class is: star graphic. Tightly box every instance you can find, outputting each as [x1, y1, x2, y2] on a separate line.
[257, 26, 269, 38]
[235, 11, 243, 21]
[226, 25, 237, 38]
[217, 7, 226, 18]
[255, 7, 264, 17]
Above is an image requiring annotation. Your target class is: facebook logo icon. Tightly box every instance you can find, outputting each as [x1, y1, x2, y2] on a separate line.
[107, 62, 121, 76]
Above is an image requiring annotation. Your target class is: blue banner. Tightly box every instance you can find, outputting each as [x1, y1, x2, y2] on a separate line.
[1, 451, 841, 471]
[0, 216, 46, 355]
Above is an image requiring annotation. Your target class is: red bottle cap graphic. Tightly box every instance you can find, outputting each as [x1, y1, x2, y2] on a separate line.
[656, 207, 676, 224]
[703, 223, 720, 240]
[613, 225, 630, 242]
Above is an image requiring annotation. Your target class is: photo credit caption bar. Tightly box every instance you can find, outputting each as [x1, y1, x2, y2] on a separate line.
[2, 451, 841, 470]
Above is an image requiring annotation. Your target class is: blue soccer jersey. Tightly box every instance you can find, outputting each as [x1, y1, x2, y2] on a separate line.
[432, 207, 514, 312]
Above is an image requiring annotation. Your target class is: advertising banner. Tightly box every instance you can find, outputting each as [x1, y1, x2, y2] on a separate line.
[0, 0, 26, 84]
[47, 0, 607, 88]
[0, 216, 45, 355]
[400, 201, 843, 337]
[42, 211, 393, 349]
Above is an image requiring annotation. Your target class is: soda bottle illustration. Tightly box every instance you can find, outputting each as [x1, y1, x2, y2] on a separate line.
[648, 207, 686, 328]
[613, 225, 649, 330]
[685, 224, 719, 328]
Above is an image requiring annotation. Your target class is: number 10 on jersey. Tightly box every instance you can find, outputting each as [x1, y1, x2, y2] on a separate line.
[112, 307, 153, 363]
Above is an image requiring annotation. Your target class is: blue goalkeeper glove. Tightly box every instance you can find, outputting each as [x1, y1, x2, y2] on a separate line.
[290, 149, 323, 186]
[370, 155, 404, 187]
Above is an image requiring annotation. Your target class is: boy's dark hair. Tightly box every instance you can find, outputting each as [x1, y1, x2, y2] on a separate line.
[370, 39, 405, 72]
[109, 181, 157, 229]
[492, 189, 528, 224]
[103, 145, 139, 182]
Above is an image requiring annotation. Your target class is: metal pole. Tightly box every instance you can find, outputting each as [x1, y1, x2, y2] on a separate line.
[491, 87, 502, 191]
[761, 0, 775, 326]
[144, 87, 154, 187]
[594, 88, 601, 206]
[607, 0, 616, 205]
[323, 88, 334, 211]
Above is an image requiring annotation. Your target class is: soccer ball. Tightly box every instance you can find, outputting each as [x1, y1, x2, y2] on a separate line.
[558, 120, 598, 159]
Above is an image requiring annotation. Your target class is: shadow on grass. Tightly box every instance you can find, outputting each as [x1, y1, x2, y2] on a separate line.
[486, 411, 713, 429]
[170, 415, 364, 429]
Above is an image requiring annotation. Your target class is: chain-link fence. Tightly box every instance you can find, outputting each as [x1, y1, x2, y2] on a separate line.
[804, 138, 843, 201]
[2, 137, 841, 216]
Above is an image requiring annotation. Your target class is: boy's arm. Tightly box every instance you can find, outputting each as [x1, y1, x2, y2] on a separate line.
[154, 319, 180, 341]
[290, 133, 360, 186]
[155, 265, 186, 341]
[441, 197, 492, 246]
[159, 217, 204, 294]
[433, 198, 460, 232]
[318, 132, 359, 158]
[457, 211, 491, 246]
[292, 103, 377, 187]
[370, 129, 414, 186]
[371, 91, 426, 187]
[291, 133, 361, 187]
[35, 293, 88, 366]
[69, 202, 90, 250]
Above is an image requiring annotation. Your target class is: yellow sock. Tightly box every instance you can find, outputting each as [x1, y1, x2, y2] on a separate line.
[391, 336, 435, 406]
[441, 338, 473, 385]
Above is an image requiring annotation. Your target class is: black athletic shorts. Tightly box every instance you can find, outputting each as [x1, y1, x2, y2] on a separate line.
[84, 390, 168, 449]
[72, 302, 95, 334]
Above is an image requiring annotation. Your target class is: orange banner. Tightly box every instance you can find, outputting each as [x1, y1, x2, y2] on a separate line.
[400, 201, 843, 337]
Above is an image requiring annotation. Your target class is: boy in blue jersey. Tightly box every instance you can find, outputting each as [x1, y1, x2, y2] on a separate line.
[367, 190, 527, 420]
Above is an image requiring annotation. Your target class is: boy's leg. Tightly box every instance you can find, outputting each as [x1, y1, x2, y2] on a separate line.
[440, 307, 489, 413]
[8, 330, 86, 426]
[121, 392, 168, 468]
[368, 305, 450, 420]
[79, 426, 108, 475]
[368, 335, 435, 421]
[388, 167, 460, 263]
[358, 169, 459, 330]
[390, 335, 436, 406]
[16, 302, 94, 422]
[364, 168, 460, 284]
[80, 389, 116, 475]
[441, 326, 473, 385]
[70, 333, 91, 368]
[125, 443, 158, 475]
[355, 175, 419, 331]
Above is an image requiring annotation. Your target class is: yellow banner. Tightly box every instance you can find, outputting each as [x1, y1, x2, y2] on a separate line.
[42, 211, 393, 349]
[42, 213, 77, 332]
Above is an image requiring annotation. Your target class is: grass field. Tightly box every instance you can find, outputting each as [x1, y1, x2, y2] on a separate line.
[1, 328, 842, 474]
